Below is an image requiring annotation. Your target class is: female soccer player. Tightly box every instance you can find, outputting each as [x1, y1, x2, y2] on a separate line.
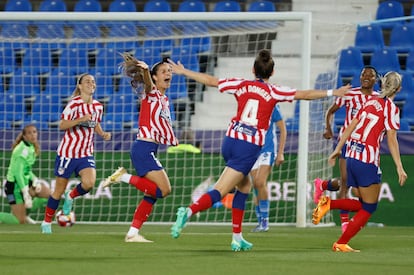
[312, 71, 407, 252]
[41, 73, 112, 234]
[169, 49, 350, 251]
[250, 105, 286, 232]
[313, 66, 380, 232]
[1, 124, 50, 224]
[103, 55, 178, 243]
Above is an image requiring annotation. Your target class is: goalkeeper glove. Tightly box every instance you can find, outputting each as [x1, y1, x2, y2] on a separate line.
[21, 186, 33, 209]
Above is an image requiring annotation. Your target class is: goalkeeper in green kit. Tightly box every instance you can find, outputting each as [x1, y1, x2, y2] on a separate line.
[0, 124, 50, 224]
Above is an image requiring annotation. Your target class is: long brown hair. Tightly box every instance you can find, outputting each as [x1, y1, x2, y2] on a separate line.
[12, 124, 40, 156]
[71, 73, 90, 97]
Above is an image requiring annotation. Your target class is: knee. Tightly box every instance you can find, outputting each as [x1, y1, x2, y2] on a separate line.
[362, 201, 378, 214]
[159, 186, 171, 197]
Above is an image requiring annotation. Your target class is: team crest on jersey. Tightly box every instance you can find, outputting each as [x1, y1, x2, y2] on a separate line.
[58, 167, 65, 175]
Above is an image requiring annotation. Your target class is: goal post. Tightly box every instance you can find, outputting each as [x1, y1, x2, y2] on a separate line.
[0, 11, 336, 227]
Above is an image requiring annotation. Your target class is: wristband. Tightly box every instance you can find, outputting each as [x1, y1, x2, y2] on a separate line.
[327, 89, 333, 97]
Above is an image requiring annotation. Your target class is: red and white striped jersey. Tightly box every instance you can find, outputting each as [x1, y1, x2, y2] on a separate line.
[57, 96, 104, 158]
[335, 87, 380, 137]
[137, 88, 178, 146]
[218, 78, 296, 146]
[345, 97, 400, 166]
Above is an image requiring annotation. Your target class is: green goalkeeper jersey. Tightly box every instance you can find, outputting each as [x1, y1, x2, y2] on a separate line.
[6, 141, 36, 191]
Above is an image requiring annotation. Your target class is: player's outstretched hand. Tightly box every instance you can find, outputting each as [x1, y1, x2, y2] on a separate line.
[333, 84, 352, 97]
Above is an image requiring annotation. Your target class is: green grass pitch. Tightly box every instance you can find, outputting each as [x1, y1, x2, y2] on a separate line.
[1, 224, 414, 275]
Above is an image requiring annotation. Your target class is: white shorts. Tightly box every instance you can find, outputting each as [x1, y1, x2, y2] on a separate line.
[251, 152, 275, 170]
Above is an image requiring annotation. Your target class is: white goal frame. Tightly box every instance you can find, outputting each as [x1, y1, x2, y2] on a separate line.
[1, 11, 315, 227]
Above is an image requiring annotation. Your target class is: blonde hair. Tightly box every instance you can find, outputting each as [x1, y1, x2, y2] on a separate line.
[12, 124, 40, 156]
[71, 73, 90, 97]
[380, 71, 402, 98]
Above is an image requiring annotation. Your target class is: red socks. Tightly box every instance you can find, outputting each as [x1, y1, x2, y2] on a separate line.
[131, 198, 155, 229]
[337, 209, 371, 244]
[330, 199, 362, 212]
[129, 176, 162, 198]
[232, 208, 244, 233]
[189, 193, 213, 215]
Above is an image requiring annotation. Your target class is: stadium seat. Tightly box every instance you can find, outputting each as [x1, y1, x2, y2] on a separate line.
[70, 22, 102, 49]
[354, 24, 384, 54]
[43, 69, 77, 98]
[337, 47, 364, 77]
[314, 71, 335, 89]
[74, 0, 102, 12]
[0, 23, 30, 51]
[142, 26, 174, 53]
[39, 0, 67, 12]
[94, 47, 126, 76]
[20, 48, 53, 75]
[144, 0, 171, 12]
[370, 48, 401, 75]
[0, 47, 15, 75]
[213, 1, 241, 12]
[4, 0, 32, 11]
[333, 105, 346, 131]
[135, 47, 162, 68]
[375, 1, 405, 30]
[395, 71, 414, 103]
[106, 22, 139, 51]
[405, 50, 414, 75]
[7, 71, 41, 97]
[30, 94, 62, 123]
[399, 118, 411, 131]
[178, 0, 206, 12]
[94, 71, 115, 98]
[2, 94, 27, 122]
[34, 23, 66, 50]
[180, 23, 212, 54]
[58, 48, 89, 75]
[108, 0, 137, 12]
[401, 98, 414, 126]
[106, 93, 139, 126]
[388, 24, 414, 54]
[248, 0, 276, 12]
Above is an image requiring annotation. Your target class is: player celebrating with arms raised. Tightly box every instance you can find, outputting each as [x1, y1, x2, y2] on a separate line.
[169, 49, 351, 251]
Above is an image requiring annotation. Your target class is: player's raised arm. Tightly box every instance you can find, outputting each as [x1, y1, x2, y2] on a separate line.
[168, 59, 219, 88]
[294, 84, 351, 100]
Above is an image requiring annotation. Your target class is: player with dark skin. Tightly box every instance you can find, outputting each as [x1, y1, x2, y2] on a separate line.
[314, 66, 379, 231]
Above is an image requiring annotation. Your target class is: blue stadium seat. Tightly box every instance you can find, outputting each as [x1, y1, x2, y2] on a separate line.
[248, 0, 276, 12]
[43, 69, 77, 98]
[106, 22, 139, 51]
[7, 71, 41, 97]
[401, 98, 414, 126]
[388, 24, 414, 54]
[370, 48, 401, 75]
[58, 48, 90, 74]
[375, 1, 405, 30]
[34, 23, 66, 50]
[135, 47, 162, 67]
[30, 94, 62, 123]
[106, 93, 139, 125]
[180, 23, 212, 54]
[314, 71, 335, 89]
[94, 71, 115, 98]
[94, 47, 125, 76]
[214, 0, 241, 12]
[39, 0, 67, 12]
[20, 48, 53, 75]
[405, 50, 414, 75]
[70, 22, 102, 49]
[178, 0, 206, 12]
[142, 26, 174, 53]
[109, 0, 136, 12]
[399, 118, 411, 131]
[4, 0, 32, 11]
[0, 47, 15, 75]
[74, 0, 102, 12]
[354, 24, 384, 54]
[337, 47, 364, 77]
[0, 23, 30, 51]
[333, 105, 346, 131]
[395, 71, 413, 103]
[144, 0, 171, 12]
[2, 94, 27, 122]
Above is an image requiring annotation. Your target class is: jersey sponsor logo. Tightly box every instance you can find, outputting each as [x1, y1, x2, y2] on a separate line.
[349, 141, 365, 153]
[231, 122, 257, 136]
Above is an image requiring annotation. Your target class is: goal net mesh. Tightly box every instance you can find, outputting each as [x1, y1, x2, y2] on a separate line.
[0, 12, 341, 226]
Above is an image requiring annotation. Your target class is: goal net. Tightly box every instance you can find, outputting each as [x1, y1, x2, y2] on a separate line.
[0, 12, 338, 227]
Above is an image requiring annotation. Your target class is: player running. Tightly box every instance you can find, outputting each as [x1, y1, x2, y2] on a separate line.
[169, 49, 350, 251]
[313, 71, 407, 252]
